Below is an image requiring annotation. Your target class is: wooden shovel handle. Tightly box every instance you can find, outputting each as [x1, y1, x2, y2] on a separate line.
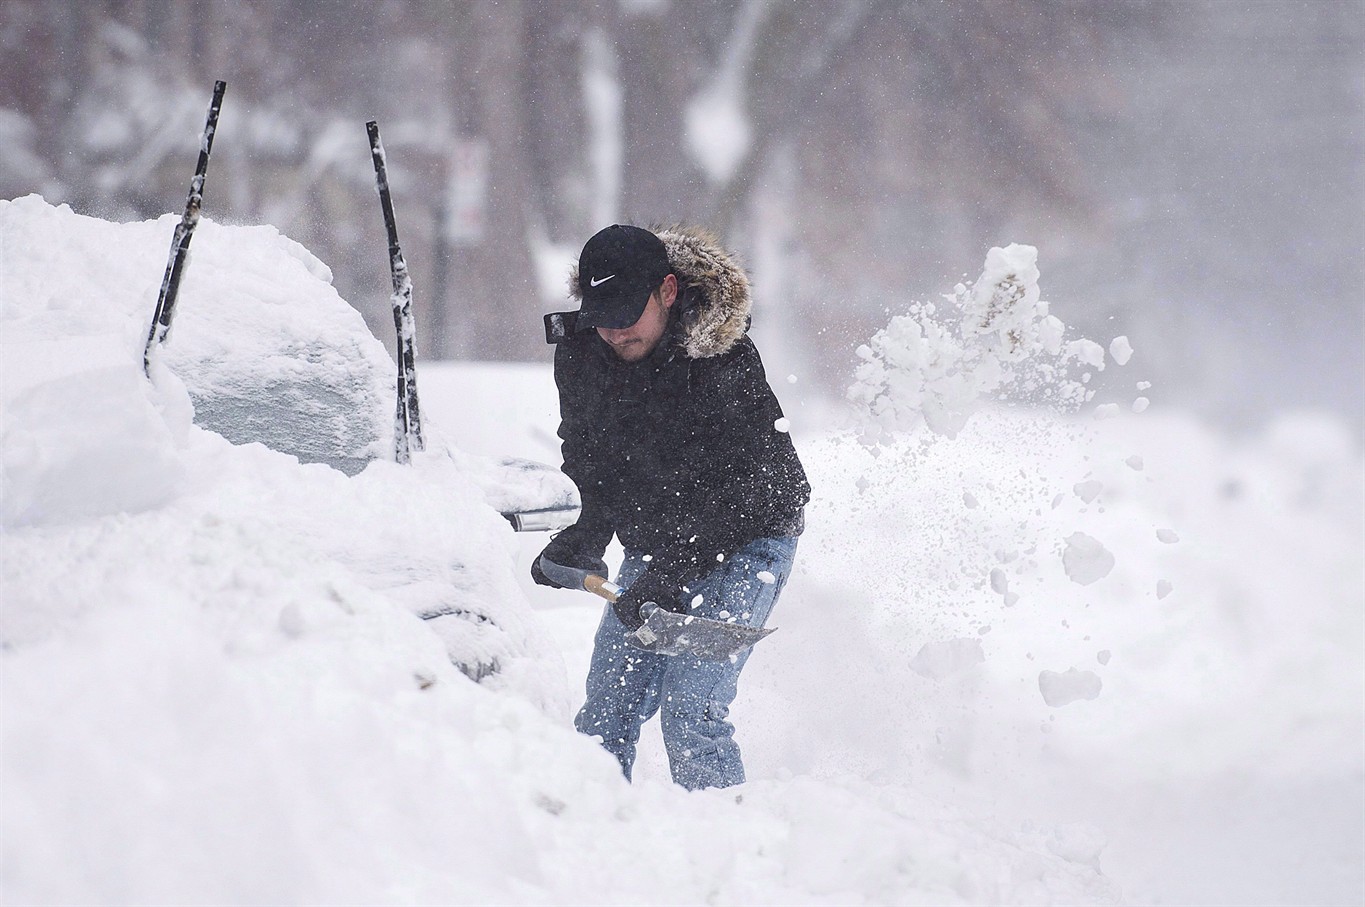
[584, 574, 620, 603]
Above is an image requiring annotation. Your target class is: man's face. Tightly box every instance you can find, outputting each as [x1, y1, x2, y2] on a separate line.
[597, 274, 677, 362]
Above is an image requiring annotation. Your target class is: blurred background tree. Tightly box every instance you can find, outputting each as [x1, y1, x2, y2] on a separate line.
[2, 0, 1360, 427]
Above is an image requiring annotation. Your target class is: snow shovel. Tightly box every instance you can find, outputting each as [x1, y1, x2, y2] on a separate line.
[537, 560, 775, 661]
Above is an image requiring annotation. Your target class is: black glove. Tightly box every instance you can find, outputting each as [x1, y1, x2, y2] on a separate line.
[531, 527, 607, 589]
[612, 568, 677, 631]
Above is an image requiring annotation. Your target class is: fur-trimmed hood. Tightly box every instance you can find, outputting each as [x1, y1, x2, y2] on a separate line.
[567, 225, 751, 359]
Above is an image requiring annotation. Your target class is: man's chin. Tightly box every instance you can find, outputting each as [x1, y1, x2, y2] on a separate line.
[610, 343, 646, 362]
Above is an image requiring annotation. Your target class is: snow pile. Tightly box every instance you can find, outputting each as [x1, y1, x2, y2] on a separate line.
[0, 196, 560, 693]
[458, 453, 579, 517]
[442, 359, 1365, 903]
[7, 196, 1359, 904]
[2, 200, 1122, 905]
[2, 360, 192, 527]
[741, 404, 1362, 901]
[1, 194, 394, 477]
[419, 363, 579, 517]
[849, 244, 1120, 440]
[778, 407, 1363, 771]
[457, 351, 1361, 902]
[1, 196, 577, 517]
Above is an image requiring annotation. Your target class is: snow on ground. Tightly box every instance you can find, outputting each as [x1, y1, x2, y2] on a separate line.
[431, 363, 1365, 905]
[5, 195, 1362, 904]
[2, 198, 1361, 905]
[3, 197, 1131, 905]
[433, 310, 1364, 901]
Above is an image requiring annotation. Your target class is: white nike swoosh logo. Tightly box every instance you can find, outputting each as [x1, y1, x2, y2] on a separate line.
[589, 274, 616, 287]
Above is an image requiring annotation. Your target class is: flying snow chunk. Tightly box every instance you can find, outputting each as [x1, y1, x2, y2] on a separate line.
[756, 570, 776, 585]
[847, 242, 1100, 442]
[1157, 579, 1174, 599]
[910, 638, 985, 681]
[1093, 404, 1120, 421]
[1062, 532, 1114, 586]
[1039, 668, 1103, 707]
[1125, 455, 1144, 471]
[786, 374, 798, 384]
[1073, 480, 1103, 504]
[1132, 396, 1150, 413]
[1109, 336, 1134, 365]
[1156, 528, 1180, 544]
[989, 568, 1009, 596]
[963, 491, 979, 509]
[773, 417, 791, 433]
[1068, 339, 1106, 369]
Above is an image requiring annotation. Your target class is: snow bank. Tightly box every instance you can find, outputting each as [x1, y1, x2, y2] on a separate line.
[767, 407, 1363, 778]
[2, 195, 395, 478]
[698, 239, 1355, 896]
[9, 199, 1358, 904]
[2, 201, 1120, 905]
[0, 196, 563, 694]
[2, 362, 191, 527]
[443, 359, 1365, 903]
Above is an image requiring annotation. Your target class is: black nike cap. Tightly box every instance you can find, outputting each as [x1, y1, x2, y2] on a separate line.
[575, 225, 672, 330]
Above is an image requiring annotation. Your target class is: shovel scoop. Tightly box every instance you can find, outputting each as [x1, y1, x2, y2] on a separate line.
[537, 559, 775, 661]
[627, 601, 776, 662]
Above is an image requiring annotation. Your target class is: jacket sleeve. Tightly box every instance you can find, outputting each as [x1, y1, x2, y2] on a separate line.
[617, 340, 808, 615]
[552, 341, 616, 560]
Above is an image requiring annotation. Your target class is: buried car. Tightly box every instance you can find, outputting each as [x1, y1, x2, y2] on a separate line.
[1, 196, 575, 689]
[153, 224, 580, 683]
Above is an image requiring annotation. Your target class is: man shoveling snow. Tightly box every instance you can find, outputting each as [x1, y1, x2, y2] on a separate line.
[533, 224, 810, 791]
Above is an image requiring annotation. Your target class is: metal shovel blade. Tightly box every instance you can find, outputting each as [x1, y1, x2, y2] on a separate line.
[627, 608, 775, 662]
[555, 570, 776, 661]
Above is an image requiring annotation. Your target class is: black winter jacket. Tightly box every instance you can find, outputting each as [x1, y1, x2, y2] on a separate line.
[549, 227, 810, 621]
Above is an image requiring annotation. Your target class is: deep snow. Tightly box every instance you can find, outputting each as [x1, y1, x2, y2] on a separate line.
[3, 197, 1362, 905]
[462, 367, 1365, 906]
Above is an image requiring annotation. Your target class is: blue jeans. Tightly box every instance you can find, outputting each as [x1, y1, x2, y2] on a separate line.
[574, 535, 798, 791]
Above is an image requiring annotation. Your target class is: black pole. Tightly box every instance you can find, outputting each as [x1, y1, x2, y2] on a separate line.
[143, 80, 226, 376]
[367, 120, 424, 461]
